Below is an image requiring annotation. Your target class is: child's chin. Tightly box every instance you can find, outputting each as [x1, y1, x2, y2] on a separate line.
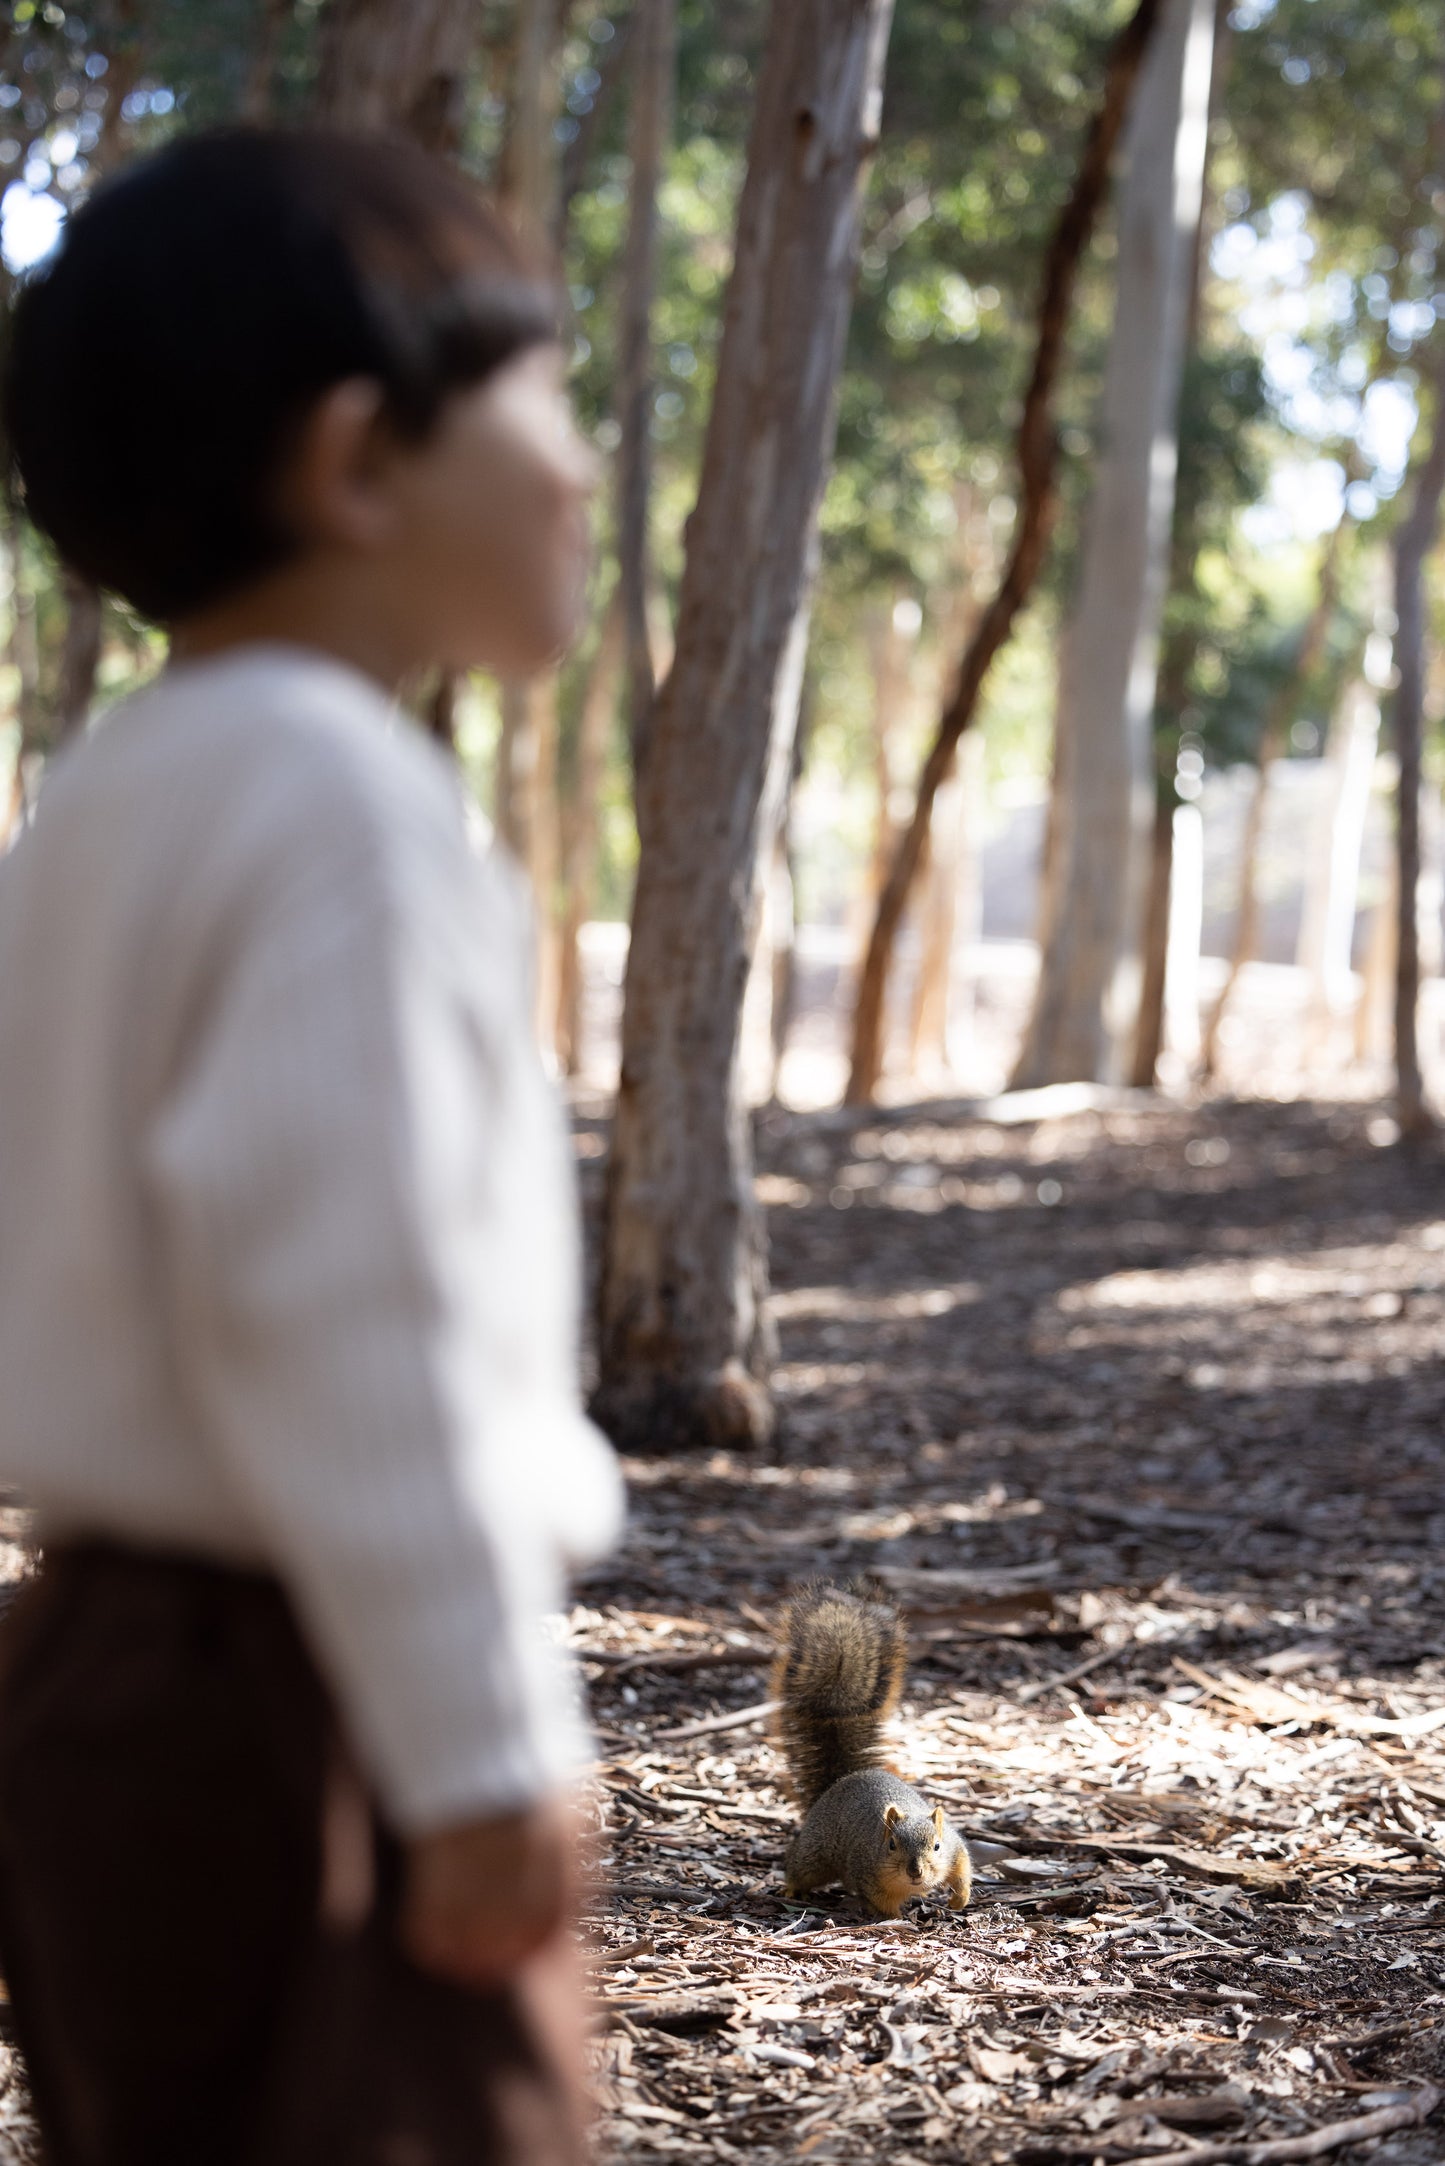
[466, 617, 576, 681]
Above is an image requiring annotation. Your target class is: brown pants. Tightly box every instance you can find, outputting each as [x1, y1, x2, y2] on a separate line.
[0, 1545, 587, 2166]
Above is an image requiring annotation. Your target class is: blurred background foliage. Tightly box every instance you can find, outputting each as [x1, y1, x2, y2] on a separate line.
[0, 0, 1441, 932]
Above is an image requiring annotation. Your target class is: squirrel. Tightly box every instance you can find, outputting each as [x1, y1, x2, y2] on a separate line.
[771, 1580, 972, 1918]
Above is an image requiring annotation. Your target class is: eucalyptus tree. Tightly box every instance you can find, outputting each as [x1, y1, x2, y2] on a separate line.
[595, 0, 895, 1451]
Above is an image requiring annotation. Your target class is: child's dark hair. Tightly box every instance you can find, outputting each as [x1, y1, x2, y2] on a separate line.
[1, 128, 560, 623]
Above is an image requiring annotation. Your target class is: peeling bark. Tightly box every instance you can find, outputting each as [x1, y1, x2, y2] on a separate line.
[595, 0, 895, 1452]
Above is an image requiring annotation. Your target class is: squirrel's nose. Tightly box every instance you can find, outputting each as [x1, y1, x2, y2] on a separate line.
[907, 1860, 921, 1880]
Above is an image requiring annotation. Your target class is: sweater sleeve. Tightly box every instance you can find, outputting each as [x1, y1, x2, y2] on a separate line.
[142, 760, 623, 1833]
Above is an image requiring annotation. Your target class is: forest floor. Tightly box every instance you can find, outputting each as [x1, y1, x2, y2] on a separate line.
[0, 1088, 1440, 2164]
[571, 1088, 1445, 2165]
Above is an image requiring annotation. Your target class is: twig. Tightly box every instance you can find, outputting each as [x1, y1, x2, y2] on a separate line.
[585, 1936, 653, 1969]
[653, 1697, 782, 1742]
[1017, 1641, 1123, 1704]
[1114, 2084, 1440, 2164]
[582, 1644, 772, 1676]
[1381, 1829, 1445, 1870]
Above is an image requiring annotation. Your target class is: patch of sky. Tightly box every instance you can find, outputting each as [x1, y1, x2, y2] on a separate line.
[1218, 192, 1423, 546]
[2, 178, 63, 271]
[1240, 456, 1344, 550]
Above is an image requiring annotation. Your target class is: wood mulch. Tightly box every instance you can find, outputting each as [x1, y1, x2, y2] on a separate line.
[0, 1089, 1439, 2162]
[570, 1090, 1445, 2163]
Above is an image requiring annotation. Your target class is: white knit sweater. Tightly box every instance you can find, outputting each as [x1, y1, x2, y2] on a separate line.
[0, 645, 623, 1832]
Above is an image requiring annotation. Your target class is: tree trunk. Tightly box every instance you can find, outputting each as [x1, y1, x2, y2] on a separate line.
[558, 12, 635, 247]
[616, 0, 676, 763]
[1391, 335, 1445, 1136]
[1298, 668, 1379, 1065]
[93, 29, 143, 171]
[767, 680, 816, 1102]
[1124, 0, 1224, 1092]
[499, 0, 563, 232]
[425, 669, 458, 749]
[907, 770, 969, 1074]
[595, 0, 895, 1452]
[24, 21, 141, 755]
[314, 0, 484, 149]
[864, 598, 913, 906]
[1165, 800, 1204, 1066]
[54, 569, 103, 744]
[1355, 850, 1397, 1067]
[242, 0, 295, 121]
[495, 673, 562, 1033]
[1200, 747, 1275, 1077]
[907, 574, 989, 1077]
[1198, 512, 1347, 1077]
[556, 596, 624, 1076]
[1129, 787, 1175, 1086]
[493, 0, 567, 1049]
[845, 0, 1165, 1105]
[3, 495, 42, 768]
[1010, 0, 1215, 1089]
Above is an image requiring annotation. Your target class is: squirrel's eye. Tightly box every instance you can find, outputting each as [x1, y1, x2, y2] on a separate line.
[934, 1840, 941, 1851]
[887, 1838, 896, 1851]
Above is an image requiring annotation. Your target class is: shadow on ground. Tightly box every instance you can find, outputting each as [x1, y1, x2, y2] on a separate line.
[574, 1093, 1445, 2164]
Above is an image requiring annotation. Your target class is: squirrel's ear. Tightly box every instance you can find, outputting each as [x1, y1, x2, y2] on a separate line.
[883, 1803, 903, 1830]
[932, 1804, 946, 1835]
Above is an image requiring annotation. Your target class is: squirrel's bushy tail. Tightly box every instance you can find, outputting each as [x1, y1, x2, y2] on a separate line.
[771, 1580, 906, 1809]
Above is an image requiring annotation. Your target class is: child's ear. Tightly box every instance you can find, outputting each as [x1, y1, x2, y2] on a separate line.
[279, 377, 395, 550]
[932, 1805, 946, 1835]
[883, 1803, 903, 1830]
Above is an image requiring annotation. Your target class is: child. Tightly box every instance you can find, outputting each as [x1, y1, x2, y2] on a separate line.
[0, 128, 623, 2166]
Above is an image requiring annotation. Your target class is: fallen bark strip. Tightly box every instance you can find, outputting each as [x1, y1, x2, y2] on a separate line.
[1002, 1825, 1300, 1890]
[1174, 1657, 1445, 1738]
[1319, 2015, 1436, 2052]
[1113, 2082, 1440, 2165]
